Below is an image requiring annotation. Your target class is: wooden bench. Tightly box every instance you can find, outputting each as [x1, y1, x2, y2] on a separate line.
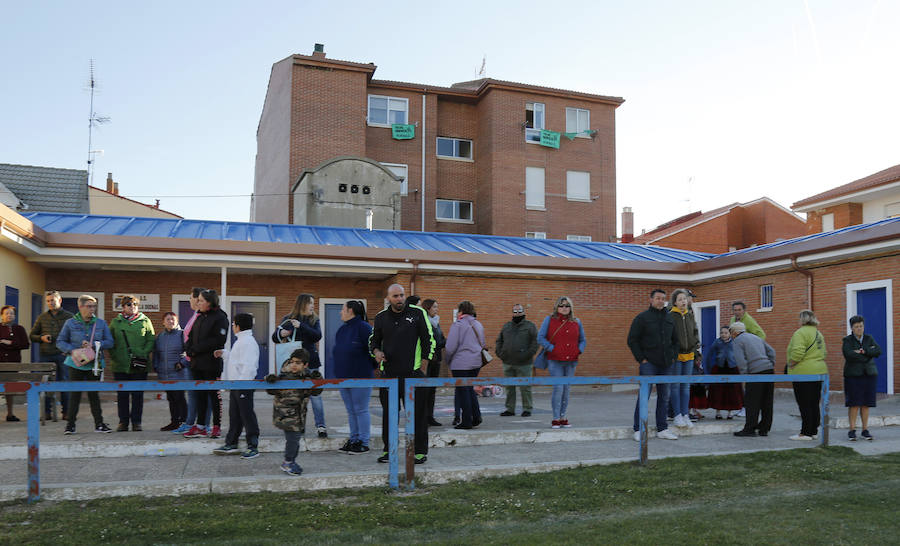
[0, 363, 57, 426]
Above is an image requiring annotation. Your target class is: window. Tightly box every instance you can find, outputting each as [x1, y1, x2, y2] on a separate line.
[759, 284, 773, 311]
[525, 232, 547, 239]
[567, 235, 592, 242]
[884, 201, 900, 218]
[525, 102, 545, 142]
[436, 137, 473, 160]
[820, 212, 834, 232]
[367, 95, 408, 126]
[565, 107, 590, 135]
[381, 163, 408, 195]
[566, 171, 590, 201]
[435, 199, 473, 222]
[525, 167, 545, 209]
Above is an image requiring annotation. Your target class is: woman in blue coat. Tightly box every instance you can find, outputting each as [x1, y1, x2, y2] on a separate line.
[154, 311, 191, 430]
[332, 300, 375, 454]
[706, 326, 743, 419]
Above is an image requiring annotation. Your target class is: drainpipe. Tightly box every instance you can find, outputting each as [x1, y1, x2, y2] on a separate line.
[220, 266, 228, 313]
[410, 260, 419, 296]
[790, 256, 813, 310]
[421, 94, 426, 232]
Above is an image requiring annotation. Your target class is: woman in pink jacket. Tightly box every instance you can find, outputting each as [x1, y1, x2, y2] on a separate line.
[445, 301, 485, 430]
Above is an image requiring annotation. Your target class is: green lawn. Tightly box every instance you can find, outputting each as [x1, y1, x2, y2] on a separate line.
[2, 446, 898, 544]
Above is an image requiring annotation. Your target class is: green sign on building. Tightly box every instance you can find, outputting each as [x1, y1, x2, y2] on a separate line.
[391, 124, 415, 140]
[539, 129, 560, 149]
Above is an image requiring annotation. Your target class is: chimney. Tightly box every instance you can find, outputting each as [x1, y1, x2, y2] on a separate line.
[106, 172, 115, 194]
[113, 182, 119, 195]
[621, 206, 634, 243]
[154, 199, 160, 208]
[312, 43, 325, 58]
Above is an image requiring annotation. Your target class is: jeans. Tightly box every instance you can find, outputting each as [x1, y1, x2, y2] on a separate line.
[44, 353, 68, 416]
[184, 388, 212, 426]
[114, 371, 148, 426]
[452, 368, 482, 427]
[225, 390, 259, 449]
[340, 386, 372, 445]
[67, 367, 104, 427]
[283, 430, 303, 462]
[633, 361, 670, 432]
[668, 360, 693, 416]
[547, 360, 576, 420]
[310, 394, 325, 428]
[503, 363, 533, 412]
[193, 368, 222, 428]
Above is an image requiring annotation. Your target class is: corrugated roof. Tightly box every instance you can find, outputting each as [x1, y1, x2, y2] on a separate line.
[792, 163, 900, 208]
[22, 212, 712, 263]
[0, 163, 89, 214]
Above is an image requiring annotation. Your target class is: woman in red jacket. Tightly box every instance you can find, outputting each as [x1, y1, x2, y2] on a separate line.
[1, 305, 31, 422]
[537, 297, 586, 429]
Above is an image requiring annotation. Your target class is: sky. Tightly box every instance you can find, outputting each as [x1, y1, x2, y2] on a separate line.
[3, 1, 899, 236]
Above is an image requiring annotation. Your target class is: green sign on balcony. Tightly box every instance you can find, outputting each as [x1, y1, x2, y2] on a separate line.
[391, 124, 415, 140]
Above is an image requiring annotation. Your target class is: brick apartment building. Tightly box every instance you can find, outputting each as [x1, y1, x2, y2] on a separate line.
[253, 45, 624, 242]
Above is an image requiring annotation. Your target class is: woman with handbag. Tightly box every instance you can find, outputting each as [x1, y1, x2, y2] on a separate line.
[538, 296, 586, 429]
[109, 295, 156, 432]
[272, 293, 327, 437]
[445, 301, 485, 429]
[56, 294, 115, 434]
[1, 305, 30, 422]
[787, 309, 828, 441]
[154, 312, 191, 431]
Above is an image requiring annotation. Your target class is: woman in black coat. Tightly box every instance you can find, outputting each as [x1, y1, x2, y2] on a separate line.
[183, 289, 229, 438]
[842, 315, 882, 441]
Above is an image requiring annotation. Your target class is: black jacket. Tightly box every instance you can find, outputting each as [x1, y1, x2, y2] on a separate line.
[368, 305, 434, 377]
[495, 319, 539, 365]
[842, 333, 882, 377]
[627, 306, 677, 367]
[184, 307, 229, 373]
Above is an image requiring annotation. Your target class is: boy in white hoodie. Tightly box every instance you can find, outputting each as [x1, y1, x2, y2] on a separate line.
[213, 313, 261, 459]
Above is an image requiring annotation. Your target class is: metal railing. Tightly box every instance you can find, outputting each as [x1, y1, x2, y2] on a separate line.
[3, 373, 829, 500]
[402, 373, 830, 489]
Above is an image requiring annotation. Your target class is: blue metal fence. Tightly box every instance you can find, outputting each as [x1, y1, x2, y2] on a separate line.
[2, 373, 829, 501]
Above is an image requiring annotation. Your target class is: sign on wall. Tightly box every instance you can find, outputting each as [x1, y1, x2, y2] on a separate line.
[113, 293, 160, 312]
[391, 124, 415, 140]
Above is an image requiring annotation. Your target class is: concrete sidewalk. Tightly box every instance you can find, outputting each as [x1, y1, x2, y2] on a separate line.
[1, 386, 898, 501]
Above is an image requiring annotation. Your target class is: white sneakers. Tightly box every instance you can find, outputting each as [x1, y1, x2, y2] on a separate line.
[633, 430, 641, 442]
[656, 429, 678, 440]
[789, 434, 817, 441]
[673, 414, 694, 428]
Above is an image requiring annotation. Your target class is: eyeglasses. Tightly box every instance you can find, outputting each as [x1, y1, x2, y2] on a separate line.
[512, 310, 525, 314]
[558, 304, 571, 308]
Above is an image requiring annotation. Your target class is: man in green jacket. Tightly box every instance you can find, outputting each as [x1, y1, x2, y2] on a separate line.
[730, 301, 766, 340]
[496, 304, 539, 417]
[29, 290, 74, 419]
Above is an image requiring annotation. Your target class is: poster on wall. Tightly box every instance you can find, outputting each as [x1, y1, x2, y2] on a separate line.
[113, 293, 160, 312]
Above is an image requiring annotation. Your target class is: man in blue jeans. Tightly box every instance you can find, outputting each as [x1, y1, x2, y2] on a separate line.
[627, 289, 679, 441]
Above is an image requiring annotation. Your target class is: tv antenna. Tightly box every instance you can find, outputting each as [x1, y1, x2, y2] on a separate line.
[86, 59, 111, 187]
[477, 55, 486, 77]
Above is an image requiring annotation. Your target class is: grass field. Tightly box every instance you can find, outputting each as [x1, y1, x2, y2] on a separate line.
[2, 446, 898, 544]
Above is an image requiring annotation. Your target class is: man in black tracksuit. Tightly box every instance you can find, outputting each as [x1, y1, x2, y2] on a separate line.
[369, 284, 434, 464]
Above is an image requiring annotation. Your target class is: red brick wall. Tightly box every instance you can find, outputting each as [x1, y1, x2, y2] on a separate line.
[805, 202, 864, 233]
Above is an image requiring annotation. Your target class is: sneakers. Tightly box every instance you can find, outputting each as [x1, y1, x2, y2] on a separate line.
[656, 429, 678, 440]
[521, 410, 532, 417]
[560, 419, 572, 428]
[317, 426, 328, 438]
[848, 429, 857, 441]
[240, 448, 260, 459]
[213, 444, 240, 455]
[281, 461, 303, 476]
[633, 430, 641, 442]
[339, 439, 354, 454]
[377, 452, 390, 463]
[861, 429, 873, 441]
[6, 415, 20, 422]
[172, 423, 192, 434]
[64, 423, 75, 435]
[414, 454, 427, 464]
[349, 442, 370, 455]
[95, 423, 112, 433]
[551, 420, 561, 429]
[789, 434, 814, 441]
[500, 410, 515, 417]
[183, 425, 208, 438]
[209, 426, 221, 439]
[682, 415, 694, 428]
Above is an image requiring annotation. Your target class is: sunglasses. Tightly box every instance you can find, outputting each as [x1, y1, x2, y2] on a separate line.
[558, 304, 571, 308]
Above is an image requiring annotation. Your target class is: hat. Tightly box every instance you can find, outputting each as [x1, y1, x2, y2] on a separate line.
[729, 321, 746, 333]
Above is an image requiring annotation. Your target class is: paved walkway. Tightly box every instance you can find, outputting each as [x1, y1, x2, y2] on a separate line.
[2, 386, 898, 501]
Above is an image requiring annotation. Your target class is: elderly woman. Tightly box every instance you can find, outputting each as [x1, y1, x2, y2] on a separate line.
[445, 301, 485, 430]
[842, 315, 882, 441]
[154, 311, 191, 431]
[787, 309, 827, 441]
[109, 295, 155, 432]
[332, 300, 374, 454]
[538, 296, 586, 429]
[1, 305, 30, 422]
[706, 326, 743, 420]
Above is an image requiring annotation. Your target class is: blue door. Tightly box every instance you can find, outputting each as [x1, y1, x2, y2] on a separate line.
[31, 293, 42, 362]
[322, 303, 345, 379]
[229, 301, 270, 380]
[5, 286, 18, 319]
[856, 288, 888, 393]
[700, 307, 717, 374]
[177, 300, 193, 329]
[61, 297, 79, 315]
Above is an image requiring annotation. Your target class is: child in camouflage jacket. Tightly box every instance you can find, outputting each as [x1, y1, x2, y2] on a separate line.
[265, 348, 323, 475]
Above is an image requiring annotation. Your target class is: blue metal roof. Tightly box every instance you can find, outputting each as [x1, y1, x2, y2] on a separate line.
[22, 212, 713, 263]
[714, 216, 900, 258]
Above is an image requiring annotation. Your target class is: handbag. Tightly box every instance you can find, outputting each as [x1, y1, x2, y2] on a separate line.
[275, 319, 305, 365]
[480, 348, 493, 367]
[71, 320, 98, 366]
[785, 332, 821, 374]
[122, 329, 148, 370]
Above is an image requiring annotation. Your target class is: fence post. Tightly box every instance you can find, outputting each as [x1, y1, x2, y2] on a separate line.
[27, 385, 40, 503]
[820, 374, 830, 447]
[387, 379, 399, 489]
[639, 380, 649, 465]
[404, 379, 416, 490]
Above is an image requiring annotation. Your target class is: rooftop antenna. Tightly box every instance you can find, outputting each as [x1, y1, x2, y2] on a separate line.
[477, 54, 486, 77]
[86, 59, 111, 187]
[684, 176, 694, 213]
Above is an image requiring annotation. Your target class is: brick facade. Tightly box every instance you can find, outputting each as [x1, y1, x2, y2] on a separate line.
[805, 202, 864, 234]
